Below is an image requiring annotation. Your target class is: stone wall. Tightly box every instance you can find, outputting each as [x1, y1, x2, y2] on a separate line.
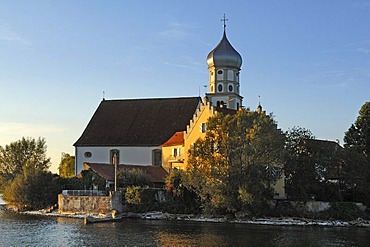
[58, 194, 112, 215]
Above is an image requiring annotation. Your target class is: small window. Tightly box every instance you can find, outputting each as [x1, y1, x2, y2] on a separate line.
[200, 123, 207, 133]
[217, 70, 223, 74]
[228, 85, 233, 92]
[84, 152, 92, 158]
[173, 148, 181, 157]
[218, 84, 223, 92]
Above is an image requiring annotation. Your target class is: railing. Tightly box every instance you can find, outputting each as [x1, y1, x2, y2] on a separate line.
[61, 190, 107, 196]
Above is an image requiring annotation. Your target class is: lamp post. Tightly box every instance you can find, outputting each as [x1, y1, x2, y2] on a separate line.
[113, 153, 117, 192]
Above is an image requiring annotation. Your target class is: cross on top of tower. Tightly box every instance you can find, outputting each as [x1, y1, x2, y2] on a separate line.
[221, 13, 228, 30]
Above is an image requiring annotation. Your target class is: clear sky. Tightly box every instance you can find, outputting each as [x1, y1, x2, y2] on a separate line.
[1, 1, 369, 173]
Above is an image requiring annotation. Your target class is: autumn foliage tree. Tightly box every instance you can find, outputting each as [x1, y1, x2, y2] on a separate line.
[185, 108, 286, 214]
[58, 153, 75, 178]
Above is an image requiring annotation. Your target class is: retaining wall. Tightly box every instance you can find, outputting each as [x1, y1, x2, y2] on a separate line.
[58, 194, 112, 215]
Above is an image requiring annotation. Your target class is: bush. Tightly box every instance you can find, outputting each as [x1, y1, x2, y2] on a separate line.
[317, 202, 369, 221]
[124, 186, 161, 212]
[3, 170, 61, 211]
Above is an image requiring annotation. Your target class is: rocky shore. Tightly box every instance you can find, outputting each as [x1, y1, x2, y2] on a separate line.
[9, 208, 370, 228]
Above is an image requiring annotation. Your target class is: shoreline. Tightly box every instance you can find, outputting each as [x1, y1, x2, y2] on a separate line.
[8, 207, 370, 228]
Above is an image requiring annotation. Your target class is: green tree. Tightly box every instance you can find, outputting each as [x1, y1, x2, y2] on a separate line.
[343, 102, 370, 205]
[185, 108, 286, 214]
[58, 153, 75, 178]
[344, 102, 370, 157]
[3, 169, 61, 210]
[284, 127, 317, 200]
[0, 137, 50, 190]
[118, 168, 148, 188]
[164, 169, 200, 213]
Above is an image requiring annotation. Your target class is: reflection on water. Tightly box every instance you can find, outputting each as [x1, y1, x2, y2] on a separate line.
[1, 208, 370, 246]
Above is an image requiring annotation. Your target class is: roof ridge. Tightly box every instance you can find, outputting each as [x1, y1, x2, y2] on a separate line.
[102, 96, 201, 102]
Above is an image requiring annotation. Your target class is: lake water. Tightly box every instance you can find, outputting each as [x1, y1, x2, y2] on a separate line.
[1, 196, 369, 246]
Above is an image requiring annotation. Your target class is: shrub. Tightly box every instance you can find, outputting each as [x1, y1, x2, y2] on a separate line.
[317, 202, 369, 221]
[3, 170, 61, 211]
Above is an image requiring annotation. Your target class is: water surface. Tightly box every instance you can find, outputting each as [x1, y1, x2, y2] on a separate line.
[1, 208, 369, 246]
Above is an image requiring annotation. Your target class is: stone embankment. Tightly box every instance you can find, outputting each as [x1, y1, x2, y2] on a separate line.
[126, 211, 370, 228]
[3, 206, 370, 228]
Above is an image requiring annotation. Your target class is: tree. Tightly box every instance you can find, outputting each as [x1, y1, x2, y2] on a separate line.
[164, 169, 200, 213]
[118, 168, 148, 188]
[344, 102, 370, 157]
[284, 127, 317, 200]
[58, 153, 75, 178]
[2, 169, 61, 210]
[185, 108, 286, 214]
[343, 102, 370, 205]
[0, 137, 50, 190]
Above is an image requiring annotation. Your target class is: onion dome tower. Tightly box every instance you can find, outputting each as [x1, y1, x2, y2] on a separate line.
[206, 15, 243, 110]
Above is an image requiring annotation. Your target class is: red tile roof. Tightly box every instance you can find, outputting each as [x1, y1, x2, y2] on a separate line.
[161, 131, 184, 147]
[74, 97, 201, 146]
[84, 163, 168, 184]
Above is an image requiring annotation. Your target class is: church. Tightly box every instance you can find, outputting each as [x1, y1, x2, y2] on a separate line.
[74, 20, 285, 198]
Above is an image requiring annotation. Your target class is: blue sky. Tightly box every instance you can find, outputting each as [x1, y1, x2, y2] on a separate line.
[1, 1, 369, 173]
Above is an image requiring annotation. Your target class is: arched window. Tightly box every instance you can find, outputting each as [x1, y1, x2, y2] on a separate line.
[218, 84, 223, 92]
[152, 149, 162, 166]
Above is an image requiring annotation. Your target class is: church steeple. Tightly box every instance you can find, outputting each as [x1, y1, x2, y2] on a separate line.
[205, 15, 243, 110]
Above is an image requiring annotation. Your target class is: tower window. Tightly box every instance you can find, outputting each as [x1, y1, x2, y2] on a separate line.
[217, 70, 223, 74]
[228, 85, 233, 92]
[218, 84, 223, 92]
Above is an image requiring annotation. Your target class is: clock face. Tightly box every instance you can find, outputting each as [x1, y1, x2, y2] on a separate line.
[218, 84, 223, 92]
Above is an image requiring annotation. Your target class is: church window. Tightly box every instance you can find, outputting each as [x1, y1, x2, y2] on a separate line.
[237, 103, 240, 109]
[217, 70, 223, 74]
[218, 84, 223, 92]
[110, 149, 120, 164]
[84, 151, 92, 158]
[228, 85, 233, 92]
[152, 149, 162, 166]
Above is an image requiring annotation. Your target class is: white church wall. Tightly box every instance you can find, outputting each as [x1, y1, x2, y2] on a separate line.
[75, 146, 161, 175]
